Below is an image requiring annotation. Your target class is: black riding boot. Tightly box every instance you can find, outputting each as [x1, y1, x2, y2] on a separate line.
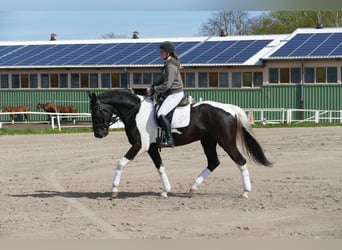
[158, 115, 175, 148]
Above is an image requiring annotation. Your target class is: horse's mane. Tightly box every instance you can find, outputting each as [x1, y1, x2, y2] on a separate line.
[98, 90, 141, 107]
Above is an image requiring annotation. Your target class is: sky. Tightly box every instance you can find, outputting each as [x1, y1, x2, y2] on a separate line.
[0, 0, 335, 42]
[0, 11, 216, 41]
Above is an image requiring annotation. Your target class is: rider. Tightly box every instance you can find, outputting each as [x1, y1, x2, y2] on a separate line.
[147, 41, 184, 148]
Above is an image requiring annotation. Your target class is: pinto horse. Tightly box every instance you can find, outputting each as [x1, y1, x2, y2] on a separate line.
[37, 103, 77, 124]
[89, 90, 272, 199]
[1, 105, 29, 124]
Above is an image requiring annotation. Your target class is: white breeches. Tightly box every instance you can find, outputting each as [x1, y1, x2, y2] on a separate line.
[157, 92, 184, 117]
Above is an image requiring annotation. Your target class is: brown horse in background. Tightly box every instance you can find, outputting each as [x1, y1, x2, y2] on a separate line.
[37, 103, 77, 124]
[1, 105, 30, 124]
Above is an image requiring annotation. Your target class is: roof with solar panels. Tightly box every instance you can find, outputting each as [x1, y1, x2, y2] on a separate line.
[0, 28, 341, 69]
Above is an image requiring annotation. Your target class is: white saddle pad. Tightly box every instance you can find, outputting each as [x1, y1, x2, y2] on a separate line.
[171, 103, 191, 129]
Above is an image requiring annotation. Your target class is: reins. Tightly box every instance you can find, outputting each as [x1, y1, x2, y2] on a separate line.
[92, 98, 141, 130]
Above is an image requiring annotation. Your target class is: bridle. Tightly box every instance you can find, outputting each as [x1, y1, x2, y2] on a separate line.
[91, 101, 119, 130]
[91, 98, 141, 130]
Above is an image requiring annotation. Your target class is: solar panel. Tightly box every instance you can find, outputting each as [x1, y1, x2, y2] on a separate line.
[270, 32, 342, 58]
[289, 33, 332, 57]
[270, 33, 312, 57]
[309, 33, 342, 56]
[227, 40, 272, 63]
[0, 46, 23, 58]
[330, 42, 342, 56]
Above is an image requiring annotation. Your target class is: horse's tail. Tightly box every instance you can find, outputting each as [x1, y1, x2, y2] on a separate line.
[232, 105, 272, 167]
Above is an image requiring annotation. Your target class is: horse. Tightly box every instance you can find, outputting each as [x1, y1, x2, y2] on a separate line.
[1, 105, 29, 124]
[89, 90, 272, 199]
[37, 103, 77, 124]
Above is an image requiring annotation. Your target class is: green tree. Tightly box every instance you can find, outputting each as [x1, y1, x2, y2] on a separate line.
[251, 11, 342, 34]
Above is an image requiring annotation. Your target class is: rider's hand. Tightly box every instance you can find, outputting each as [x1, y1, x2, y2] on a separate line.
[146, 87, 153, 96]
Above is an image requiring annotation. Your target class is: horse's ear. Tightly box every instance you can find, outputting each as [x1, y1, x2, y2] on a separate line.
[88, 92, 97, 100]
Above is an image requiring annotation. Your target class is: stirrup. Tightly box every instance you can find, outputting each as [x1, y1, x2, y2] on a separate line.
[159, 137, 175, 148]
[159, 141, 175, 148]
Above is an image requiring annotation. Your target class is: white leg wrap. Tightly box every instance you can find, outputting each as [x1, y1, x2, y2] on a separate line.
[158, 167, 171, 192]
[194, 168, 211, 186]
[238, 164, 251, 192]
[190, 168, 211, 192]
[112, 157, 130, 187]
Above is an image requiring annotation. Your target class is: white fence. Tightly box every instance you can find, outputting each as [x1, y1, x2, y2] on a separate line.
[1, 108, 341, 130]
[0, 111, 91, 130]
[245, 108, 342, 124]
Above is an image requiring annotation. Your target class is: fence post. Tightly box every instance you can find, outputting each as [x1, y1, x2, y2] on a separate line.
[51, 115, 55, 129]
[286, 109, 292, 124]
[57, 113, 61, 131]
[340, 111, 342, 124]
[315, 111, 320, 123]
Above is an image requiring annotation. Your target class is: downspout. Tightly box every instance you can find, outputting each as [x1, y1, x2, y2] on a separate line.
[300, 58, 305, 119]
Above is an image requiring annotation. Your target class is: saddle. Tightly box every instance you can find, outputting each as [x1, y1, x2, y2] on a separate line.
[154, 95, 191, 129]
[154, 95, 191, 148]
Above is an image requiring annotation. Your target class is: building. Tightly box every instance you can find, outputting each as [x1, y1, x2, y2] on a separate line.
[1, 28, 342, 90]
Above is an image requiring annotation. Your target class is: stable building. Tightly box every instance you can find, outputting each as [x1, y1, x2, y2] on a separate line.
[1, 28, 341, 90]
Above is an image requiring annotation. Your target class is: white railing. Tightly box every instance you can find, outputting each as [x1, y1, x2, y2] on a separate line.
[243, 108, 342, 125]
[1, 109, 341, 130]
[0, 111, 91, 131]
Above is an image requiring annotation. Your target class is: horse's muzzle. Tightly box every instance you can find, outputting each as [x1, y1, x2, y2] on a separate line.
[94, 128, 109, 138]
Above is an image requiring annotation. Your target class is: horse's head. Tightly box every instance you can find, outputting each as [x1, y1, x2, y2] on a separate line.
[1, 106, 9, 112]
[89, 92, 114, 139]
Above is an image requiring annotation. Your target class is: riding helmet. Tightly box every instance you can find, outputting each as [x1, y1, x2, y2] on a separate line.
[159, 41, 175, 54]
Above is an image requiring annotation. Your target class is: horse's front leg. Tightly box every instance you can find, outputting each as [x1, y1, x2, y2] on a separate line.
[111, 143, 141, 199]
[148, 143, 171, 198]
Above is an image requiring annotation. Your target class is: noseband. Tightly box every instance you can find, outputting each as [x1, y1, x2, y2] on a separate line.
[92, 101, 119, 130]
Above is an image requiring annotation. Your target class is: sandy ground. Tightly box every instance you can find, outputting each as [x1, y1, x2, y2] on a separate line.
[0, 126, 341, 239]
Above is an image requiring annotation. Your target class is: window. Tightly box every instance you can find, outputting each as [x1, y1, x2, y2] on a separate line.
[243, 72, 252, 87]
[89, 73, 98, 88]
[121, 73, 128, 88]
[198, 72, 208, 87]
[253, 72, 263, 87]
[142, 73, 152, 85]
[1, 74, 9, 88]
[209, 72, 218, 87]
[60, 74, 68, 88]
[232, 72, 241, 88]
[153, 72, 162, 85]
[304, 67, 314, 83]
[133, 73, 142, 84]
[12, 74, 20, 88]
[41, 74, 49, 88]
[101, 73, 110, 88]
[51, 74, 59, 88]
[316, 67, 326, 83]
[269, 68, 278, 84]
[81, 73, 89, 88]
[327, 67, 337, 83]
[29, 74, 38, 88]
[219, 72, 228, 87]
[21, 74, 29, 88]
[111, 73, 120, 88]
[185, 72, 195, 87]
[71, 74, 79, 88]
[280, 68, 290, 83]
[291, 68, 301, 84]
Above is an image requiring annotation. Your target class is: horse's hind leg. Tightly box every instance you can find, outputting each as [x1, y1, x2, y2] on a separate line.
[218, 138, 251, 198]
[190, 138, 220, 194]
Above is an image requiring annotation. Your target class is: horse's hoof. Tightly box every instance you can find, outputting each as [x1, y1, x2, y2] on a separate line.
[160, 192, 168, 198]
[240, 191, 249, 199]
[110, 187, 119, 199]
[189, 185, 198, 194]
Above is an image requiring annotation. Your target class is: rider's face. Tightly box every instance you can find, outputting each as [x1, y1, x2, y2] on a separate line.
[160, 50, 168, 59]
